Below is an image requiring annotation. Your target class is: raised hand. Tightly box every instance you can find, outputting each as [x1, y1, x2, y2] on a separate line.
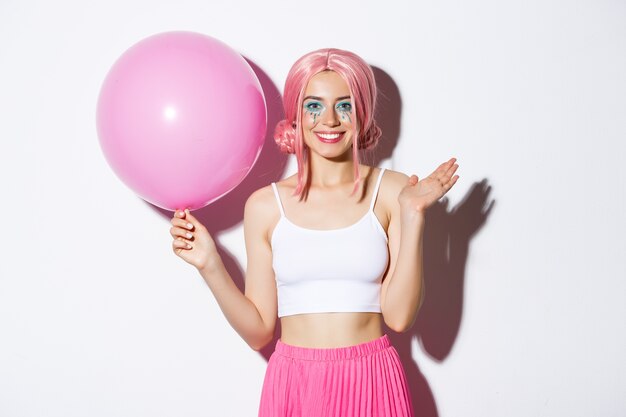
[170, 209, 218, 271]
[398, 157, 460, 213]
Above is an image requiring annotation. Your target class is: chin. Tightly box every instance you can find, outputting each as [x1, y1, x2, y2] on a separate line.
[315, 146, 354, 160]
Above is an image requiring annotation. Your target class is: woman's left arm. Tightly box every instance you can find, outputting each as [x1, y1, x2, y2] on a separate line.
[381, 158, 459, 332]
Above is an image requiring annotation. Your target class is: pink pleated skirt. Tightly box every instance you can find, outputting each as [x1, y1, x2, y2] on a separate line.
[258, 334, 414, 417]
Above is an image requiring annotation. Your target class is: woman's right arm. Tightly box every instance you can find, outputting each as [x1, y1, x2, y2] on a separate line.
[170, 187, 278, 351]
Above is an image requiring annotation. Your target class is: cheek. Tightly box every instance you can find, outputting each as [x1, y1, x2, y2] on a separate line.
[303, 114, 316, 128]
[304, 108, 324, 127]
[339, 111, 353, 125]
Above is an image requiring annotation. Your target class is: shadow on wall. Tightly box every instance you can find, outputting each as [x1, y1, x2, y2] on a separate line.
[368, 65, 496, 417]
[394, 179, 495, 417]
[151, 61, 496, 417]
[151, 54, 289, 361]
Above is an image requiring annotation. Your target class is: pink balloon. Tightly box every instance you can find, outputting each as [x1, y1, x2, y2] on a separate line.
[96, 31, 267, 211]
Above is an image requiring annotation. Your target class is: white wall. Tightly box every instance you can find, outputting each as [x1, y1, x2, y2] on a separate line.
[1, 0, 624, 416]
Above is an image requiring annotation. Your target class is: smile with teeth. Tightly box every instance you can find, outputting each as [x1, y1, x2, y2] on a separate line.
[314, 131, 345, 143]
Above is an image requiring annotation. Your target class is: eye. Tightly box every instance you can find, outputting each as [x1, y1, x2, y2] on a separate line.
[336, 102, 352, 112]
[305, 102, 323, 111]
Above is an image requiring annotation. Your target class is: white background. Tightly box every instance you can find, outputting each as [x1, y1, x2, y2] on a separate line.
[1, 0, 625, 416]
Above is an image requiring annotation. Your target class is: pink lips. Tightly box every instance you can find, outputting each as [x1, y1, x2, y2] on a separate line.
[314, 131, 345, 143]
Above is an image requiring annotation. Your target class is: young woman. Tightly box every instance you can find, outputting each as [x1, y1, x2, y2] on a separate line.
[169, 48, 459, 417]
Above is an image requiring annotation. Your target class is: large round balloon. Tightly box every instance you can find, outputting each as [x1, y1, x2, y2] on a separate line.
[96, 31, 267, 211]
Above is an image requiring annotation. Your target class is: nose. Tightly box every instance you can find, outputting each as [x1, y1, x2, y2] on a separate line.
[321, 107, 341, 127]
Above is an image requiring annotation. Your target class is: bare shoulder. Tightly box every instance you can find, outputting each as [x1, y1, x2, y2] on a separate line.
[245, 174, 297, 218]
[378, 168, 409, 214]
[380, 168, 408, 196]
[244, 184, 281, 239]
[380, 167, 409, 187]
[246, 183, 274, 208]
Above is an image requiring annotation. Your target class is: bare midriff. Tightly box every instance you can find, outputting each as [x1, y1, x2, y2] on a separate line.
[279, 312, 384, 348]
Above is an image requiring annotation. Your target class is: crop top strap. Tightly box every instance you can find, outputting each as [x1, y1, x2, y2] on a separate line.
[271, 182, 286, 217]
[369, 168, 386, 211]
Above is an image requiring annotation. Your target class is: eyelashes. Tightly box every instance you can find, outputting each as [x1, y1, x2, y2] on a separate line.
[304, 101, 325, 116]
[336, 101, 352, 113]
[304, 101, 324, 123]
[303, 100, 353, 123]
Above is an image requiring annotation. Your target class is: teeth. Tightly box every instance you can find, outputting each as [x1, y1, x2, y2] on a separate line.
[317, 133, 341, 139]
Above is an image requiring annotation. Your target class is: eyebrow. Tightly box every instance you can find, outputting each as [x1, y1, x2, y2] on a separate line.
[303, 95, 351, 101]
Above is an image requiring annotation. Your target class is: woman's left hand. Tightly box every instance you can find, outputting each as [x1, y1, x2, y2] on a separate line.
[398, 157, 460, 214]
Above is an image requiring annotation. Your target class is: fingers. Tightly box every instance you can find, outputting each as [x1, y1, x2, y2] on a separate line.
[182, 208, 204, 230]
[441, 158, 456, 175]
[442, 174, 460, 192]
[445, 157, 458, 171]
[173, 237, 192, 251]
[435, 157, 455, 171]
[170, 223, 194, 239]
[170, 209, 194, 239]
[171, 217, 194, 232]
[444, 163, 459, 180]
[434, 158, 459, 183]
[171, 208, 195, 252]
[430, 158, 456, 181]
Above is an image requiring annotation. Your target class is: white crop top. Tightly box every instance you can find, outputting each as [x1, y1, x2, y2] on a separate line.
[270, 168, 389, 318]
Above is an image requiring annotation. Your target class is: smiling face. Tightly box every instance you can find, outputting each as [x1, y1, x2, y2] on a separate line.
[301, 70, 355, 159]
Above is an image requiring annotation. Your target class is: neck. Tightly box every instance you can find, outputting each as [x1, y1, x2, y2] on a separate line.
[307, 147, 360, 187]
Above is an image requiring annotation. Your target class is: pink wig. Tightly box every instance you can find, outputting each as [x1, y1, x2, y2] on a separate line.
[274, 48, 382, 199]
